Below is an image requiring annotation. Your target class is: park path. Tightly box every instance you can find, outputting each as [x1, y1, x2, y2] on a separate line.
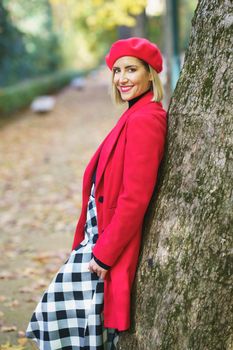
[0, 67, 122, 347]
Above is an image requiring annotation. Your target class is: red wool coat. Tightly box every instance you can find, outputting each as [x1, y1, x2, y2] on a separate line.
[72, 91, 167, 331]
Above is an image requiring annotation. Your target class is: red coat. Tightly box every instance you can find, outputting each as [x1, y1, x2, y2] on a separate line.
[72, 91, 167, 331]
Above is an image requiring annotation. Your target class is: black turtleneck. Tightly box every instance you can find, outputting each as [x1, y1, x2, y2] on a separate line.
[128, 89, 151, 108]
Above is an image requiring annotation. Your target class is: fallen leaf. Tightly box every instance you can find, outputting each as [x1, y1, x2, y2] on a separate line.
[0, 295, 7, 302]
[25, 296, 39, 303]
[5, 251, 17, 259]
[17, 338, 28, 346]
[1, 325, 17, 332]
[32, 252, 56, 264]
[33, 279, 48, 289]
[44, 264, 59, 274]
[21, 267, 40, 277]
[5, 299, 19, 308]
[19, 287, 32, 294]
[0, 341, 25, 350]
[0, 271, 15, 280]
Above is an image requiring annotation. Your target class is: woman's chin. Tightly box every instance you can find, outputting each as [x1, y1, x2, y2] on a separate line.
[121, 97, 130, 102]
[120, 93, 134, 101]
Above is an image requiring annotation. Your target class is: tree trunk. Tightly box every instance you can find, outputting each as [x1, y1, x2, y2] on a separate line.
[119, 1, 233, 349]
[131, 11, 147, 37]
[117, 11, 147, 39]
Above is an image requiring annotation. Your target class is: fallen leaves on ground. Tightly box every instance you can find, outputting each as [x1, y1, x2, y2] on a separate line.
[0, 342, 26, 350]
[4, 300, 19, 309]
[0, 68, 118, 346]
[0, 272, 16, 280]
[17, 339, 27, 347]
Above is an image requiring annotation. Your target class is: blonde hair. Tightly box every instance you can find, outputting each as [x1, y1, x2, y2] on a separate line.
[111, 60, 164, 105]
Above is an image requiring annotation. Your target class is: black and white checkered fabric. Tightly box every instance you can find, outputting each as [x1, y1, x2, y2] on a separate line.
[26, 183, 119, 350]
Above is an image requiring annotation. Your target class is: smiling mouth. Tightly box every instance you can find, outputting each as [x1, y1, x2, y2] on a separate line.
[118, 86, 134, 93]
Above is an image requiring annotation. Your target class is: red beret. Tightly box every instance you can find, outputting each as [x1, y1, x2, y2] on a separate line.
[105, 37, 163, 73]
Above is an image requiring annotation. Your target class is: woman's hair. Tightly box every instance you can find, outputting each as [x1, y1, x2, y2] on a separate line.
[111, 59, 164, 105]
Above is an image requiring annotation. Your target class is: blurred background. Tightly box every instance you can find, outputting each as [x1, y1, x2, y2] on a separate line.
[0, 0, 197, 113]
[0, 0, 198, 348]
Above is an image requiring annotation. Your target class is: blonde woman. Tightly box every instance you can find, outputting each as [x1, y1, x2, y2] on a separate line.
[26, 37, 167, 350]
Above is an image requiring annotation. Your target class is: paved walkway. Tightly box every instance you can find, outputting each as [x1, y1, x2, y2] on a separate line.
[0, 67, 121, 347]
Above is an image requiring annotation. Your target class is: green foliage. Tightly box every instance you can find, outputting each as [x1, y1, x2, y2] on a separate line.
[51, 0, 147, 30]
[0, 3, 28, 86]
[50, 0, 197, 69]
[0, 69, 89, 116]
[0, 0, 62, 87]
[50, 0, 147, 68]
[179, 0, 198, 50]
[0, 0, 197, 90]
[147, 15, 164, 50]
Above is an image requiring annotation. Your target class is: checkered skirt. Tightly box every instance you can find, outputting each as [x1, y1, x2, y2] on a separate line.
[26, 183, 119, 350]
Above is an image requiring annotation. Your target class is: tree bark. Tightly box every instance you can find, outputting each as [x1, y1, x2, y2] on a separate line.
[131, 11, 147, 37]
[119, 1, 233, 349]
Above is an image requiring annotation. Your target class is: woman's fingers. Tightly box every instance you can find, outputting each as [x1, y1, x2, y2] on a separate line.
[88, 258, 108, 279]
[100, 271, 106, 280]
[88, 263, 93, 273]
[89, 258, 97, 272]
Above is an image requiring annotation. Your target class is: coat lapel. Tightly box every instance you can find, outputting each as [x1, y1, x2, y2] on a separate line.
[84, 90, 155, 193]
[95, 110, 129, 191]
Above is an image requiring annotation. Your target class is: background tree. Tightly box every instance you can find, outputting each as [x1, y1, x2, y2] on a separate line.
[50, 0, 147, 68]
[119, 0, 232, 349]
[1, 0, 198, 86]
[0, 2, 27, 86]
[0, 0, 61, 86]
[49, 0, 198, 72]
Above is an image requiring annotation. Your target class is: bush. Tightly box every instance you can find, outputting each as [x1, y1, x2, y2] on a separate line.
[0, 1, 63, 87]
[0, 69, 89, 116]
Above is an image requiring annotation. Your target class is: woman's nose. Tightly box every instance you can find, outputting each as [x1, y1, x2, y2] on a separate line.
[119, 72, 128, 84]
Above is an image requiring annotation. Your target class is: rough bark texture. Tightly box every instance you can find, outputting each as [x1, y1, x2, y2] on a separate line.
[119, 1, 233, 349]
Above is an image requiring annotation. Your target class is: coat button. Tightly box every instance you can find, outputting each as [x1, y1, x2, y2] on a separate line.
[98, 196, 104, 203]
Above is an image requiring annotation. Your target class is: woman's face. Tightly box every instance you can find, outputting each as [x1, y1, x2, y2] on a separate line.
[113, 56, 151, 101]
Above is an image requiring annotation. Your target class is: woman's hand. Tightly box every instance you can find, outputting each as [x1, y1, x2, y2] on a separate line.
[88, 258, 108, 280]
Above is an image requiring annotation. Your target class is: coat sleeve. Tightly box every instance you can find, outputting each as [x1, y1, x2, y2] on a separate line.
[92, 110, 167, 267]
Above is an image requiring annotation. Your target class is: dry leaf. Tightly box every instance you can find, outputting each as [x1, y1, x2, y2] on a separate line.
[0, 271, 15, 280]
[33, 279, 48, 289]
[0, 295, 7, 302]
[21, 267, 40, 277]
[44, 264, 59, 274]
[32, 252, 56, 264]
[0, 341, 25, 350]
[17, 338, 28, 346]
[19, 287, 32, 294]
[1, 325, 17, 332]
[25, 296, 39, 303]
[5, 299, 19, 308]
[5, 251, 17, 259]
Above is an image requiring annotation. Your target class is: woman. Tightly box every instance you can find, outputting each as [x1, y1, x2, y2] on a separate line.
[26, 37, 167, 350]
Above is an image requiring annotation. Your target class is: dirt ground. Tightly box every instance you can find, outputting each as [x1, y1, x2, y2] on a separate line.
[0, 67, 122, 349]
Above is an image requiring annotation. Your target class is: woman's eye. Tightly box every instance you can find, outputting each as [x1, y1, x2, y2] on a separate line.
[128, 68, 136, 73]
[113, 69, 120, 74]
